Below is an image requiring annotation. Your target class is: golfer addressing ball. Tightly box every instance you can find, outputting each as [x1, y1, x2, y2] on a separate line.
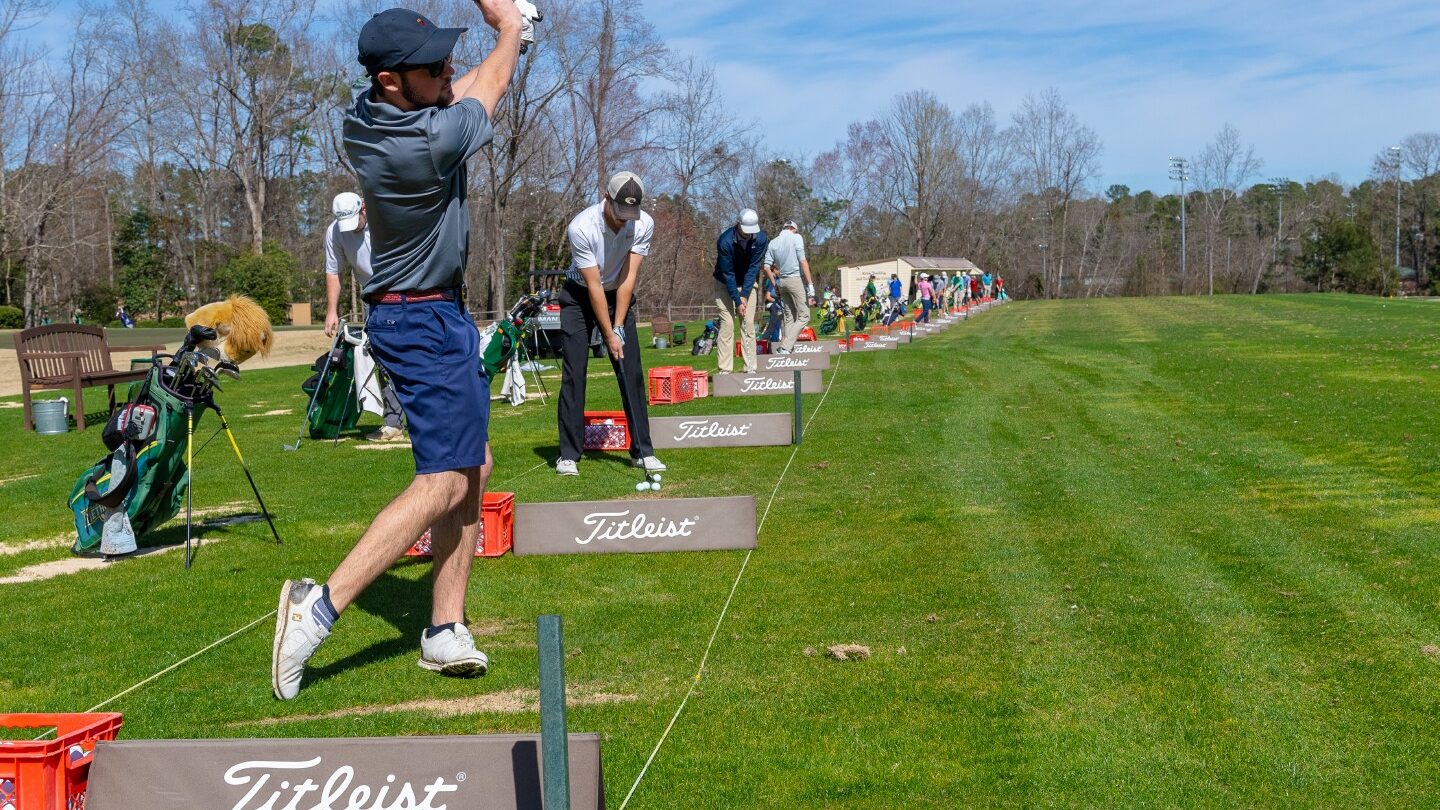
[553, 171, 664, 476]
[271, 0, 525, 700]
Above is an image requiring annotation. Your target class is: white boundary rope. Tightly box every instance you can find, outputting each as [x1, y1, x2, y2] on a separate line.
[619, 355, 845, 809]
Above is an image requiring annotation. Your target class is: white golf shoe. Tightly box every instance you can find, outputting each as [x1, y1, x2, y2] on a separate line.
[632, 455, 667, 472]
[272, 578, 333, 700]
[555, 458, 579, 476]
[419, 624, 489, 677]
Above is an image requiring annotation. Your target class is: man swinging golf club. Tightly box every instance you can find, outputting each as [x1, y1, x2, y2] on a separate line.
[553, 171, 665, 476]
[272, 0, 529, 700]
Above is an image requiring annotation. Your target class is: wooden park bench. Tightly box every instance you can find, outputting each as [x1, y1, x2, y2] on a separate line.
[648, 315, 686, 348]
[15, 324, 165, 431]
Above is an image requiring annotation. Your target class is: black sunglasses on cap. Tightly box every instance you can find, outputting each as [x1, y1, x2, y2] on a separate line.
[389, 54, 451, 78]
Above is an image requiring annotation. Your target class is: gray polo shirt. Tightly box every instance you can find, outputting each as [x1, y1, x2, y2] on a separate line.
[764, 229, 806, 278]
[343, 91, 494, 295]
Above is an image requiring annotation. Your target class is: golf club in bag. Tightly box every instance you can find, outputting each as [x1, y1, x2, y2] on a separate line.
[69, 325, 281, 568]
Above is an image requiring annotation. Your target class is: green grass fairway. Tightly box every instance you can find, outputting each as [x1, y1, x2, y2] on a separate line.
[3, 294, 1439, 806]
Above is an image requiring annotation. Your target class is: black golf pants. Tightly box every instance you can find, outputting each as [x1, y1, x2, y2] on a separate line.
[556, 280, 654, 462]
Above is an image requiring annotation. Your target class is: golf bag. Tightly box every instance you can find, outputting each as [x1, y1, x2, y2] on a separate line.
[301, 333, 360, 439]
[691, 320, 718, 356]
[478, 293, 547, 378]
[68, 363, 197, 556]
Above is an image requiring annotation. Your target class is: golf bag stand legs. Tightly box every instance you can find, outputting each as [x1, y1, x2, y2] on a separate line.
[214, 405, 282, 547]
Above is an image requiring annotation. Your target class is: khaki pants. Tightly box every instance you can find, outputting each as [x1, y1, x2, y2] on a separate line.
[713, 280, 758, 372]
[776, 275, 810, 350]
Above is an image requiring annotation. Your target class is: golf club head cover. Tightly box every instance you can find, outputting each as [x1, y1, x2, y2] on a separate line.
[515, 0, 541, 53]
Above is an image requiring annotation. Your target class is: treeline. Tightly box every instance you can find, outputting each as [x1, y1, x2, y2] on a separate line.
[2, 0, 1437, 329]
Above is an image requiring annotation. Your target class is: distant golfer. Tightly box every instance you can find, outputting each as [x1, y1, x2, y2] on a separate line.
[324, 191, 406, 442]
[917, 273, 934, 323]
[762, 220, 813, 353]
[272, 1, 523, 700]
[713, 209, 768, 373]
[553, 171, 665, 477]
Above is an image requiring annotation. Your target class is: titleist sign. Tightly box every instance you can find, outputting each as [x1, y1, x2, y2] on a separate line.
[650, 413, 791, 448]
[856, 340, 897, 350]
[86, 734, 603, 810]
[710, 370, 822, 396]
[514, 496, 757, 556]
[759, 352, 831, 371]
[787, 340, 840, 355]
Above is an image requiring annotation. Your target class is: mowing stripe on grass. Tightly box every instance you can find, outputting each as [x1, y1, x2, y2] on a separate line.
[620, 353, 846, 810]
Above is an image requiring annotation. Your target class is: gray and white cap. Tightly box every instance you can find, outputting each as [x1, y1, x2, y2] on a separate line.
[606, 171, 645, 221]
[738, 208, 760, 234]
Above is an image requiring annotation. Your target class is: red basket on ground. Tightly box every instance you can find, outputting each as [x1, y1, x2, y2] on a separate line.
[847, 333, 870, 349]
[798, 327, 816, 341]
[407, 492, 516, 558]
[0, 713, 123, 810]
[869, 324, 889, 335]
[648, 366, 696, 405]
[734, 340, 770, 357]
[582, 410, 630, 449]
[690, 368, 709, 397]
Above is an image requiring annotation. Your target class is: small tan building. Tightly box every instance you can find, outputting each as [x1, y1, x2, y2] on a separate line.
[836, 256, 982, 304]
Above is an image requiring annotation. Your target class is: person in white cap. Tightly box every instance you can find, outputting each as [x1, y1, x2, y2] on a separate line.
[712, 209, 768, 373]
[917, 272, 935, 323]
[553, 170, 665, 476]
[324, 191, 406, 441]
[762, 219, 814, 353]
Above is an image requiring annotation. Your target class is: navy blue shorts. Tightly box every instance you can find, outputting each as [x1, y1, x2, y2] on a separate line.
[365, 298, 489, 474]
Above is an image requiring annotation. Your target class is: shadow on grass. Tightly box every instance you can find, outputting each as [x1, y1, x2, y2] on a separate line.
[305, 569, 432, 687]
[530, 443, 638, 470]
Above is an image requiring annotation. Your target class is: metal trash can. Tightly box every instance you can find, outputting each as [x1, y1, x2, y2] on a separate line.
[33, 398, 69, 434]
[654, 337, 669, 350]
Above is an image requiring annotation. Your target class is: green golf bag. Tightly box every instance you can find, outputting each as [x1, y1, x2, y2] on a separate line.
[478, 293, 547, 377]
[301, 336, 360, 439]
[69, 365, 194, 556]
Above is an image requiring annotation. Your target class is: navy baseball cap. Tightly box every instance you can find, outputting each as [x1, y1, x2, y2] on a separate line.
[358, 8, 466, 75]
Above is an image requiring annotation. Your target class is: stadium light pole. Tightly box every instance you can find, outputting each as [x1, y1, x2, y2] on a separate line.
[1169, 158, 1191, 292]
[1269, 177, 1289, 275]
[1390, 145, 1402, 295]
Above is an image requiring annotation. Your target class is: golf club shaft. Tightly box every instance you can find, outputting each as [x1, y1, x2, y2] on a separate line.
[185, 407, 194, 570]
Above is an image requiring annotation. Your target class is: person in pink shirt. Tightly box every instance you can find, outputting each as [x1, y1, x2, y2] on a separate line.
[917, 273, 934, 323]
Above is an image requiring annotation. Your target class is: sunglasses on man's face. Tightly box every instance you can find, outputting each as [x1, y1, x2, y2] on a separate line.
[392, 55, 451, 78]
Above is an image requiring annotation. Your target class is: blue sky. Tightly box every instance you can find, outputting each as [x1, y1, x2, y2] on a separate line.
[25, 0, 1440, 194]
[639, 0, 1440, 193]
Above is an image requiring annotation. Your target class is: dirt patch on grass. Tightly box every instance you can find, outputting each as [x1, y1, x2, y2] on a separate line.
[827, 644, 871, 661]
[0, 473, 39, 486]
[355, 442, 412, 451]
[235, 687, 636, 727]
[0, 538, 226, 585]
[245, 409, 293, 418]
[0, 534, 70, 557]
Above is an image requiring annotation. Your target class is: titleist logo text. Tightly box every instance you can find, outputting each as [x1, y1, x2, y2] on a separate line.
[223, 758, 460, 810]
[673, 420, 753, 441]
[739, 376, 792, 392]
[576, 510, 699, 545]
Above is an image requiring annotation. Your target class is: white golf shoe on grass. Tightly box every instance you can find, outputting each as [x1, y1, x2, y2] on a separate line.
[632, 456, 667, 472]
[419, 624, 489, 677]
[555, 458, 578, 476]
[272, 578, 333, 700]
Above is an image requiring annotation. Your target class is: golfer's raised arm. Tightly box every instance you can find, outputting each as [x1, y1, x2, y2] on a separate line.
[453, 0, 523, 115]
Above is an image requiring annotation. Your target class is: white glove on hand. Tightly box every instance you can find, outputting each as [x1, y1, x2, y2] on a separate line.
[514, 0, 541, 53]
[805, 285, 815, 299]
[612, 327, 625, 345]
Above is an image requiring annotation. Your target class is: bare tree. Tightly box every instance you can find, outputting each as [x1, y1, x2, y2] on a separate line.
[1193, 124, 1262, 294]
[878, 90, 962, 255]
[1010, 88, 1101, 297]
[191, 0, 324, 254]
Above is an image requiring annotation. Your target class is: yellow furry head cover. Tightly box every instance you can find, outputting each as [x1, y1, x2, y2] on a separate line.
[185, 295, 274, 365]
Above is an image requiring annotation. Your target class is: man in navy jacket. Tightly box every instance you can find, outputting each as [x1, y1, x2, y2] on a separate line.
[712, 208, 769, 373]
